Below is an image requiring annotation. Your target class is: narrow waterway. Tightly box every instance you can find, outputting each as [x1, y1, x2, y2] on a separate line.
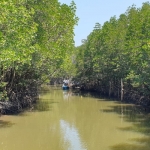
[0, 86, 150, 150]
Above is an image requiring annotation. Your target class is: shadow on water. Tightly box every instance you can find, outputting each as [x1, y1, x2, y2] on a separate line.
[33, 99, 59, 112]
[72, 89, 150, 149]
[79, 90, 119, 102]
[110, 141, 150, 150]
[0, 120, 14, 128]
[99, 102, 150, 150]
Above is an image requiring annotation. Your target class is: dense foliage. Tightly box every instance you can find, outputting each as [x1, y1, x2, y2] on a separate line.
[0, 0, 78, 112]
[74, 2, 150, 105]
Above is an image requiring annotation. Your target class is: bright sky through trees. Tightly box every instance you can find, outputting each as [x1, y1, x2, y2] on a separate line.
[59, 0, 146, 46]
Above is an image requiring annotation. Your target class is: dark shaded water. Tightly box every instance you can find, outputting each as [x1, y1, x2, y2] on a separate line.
[0, 86, 150, 150]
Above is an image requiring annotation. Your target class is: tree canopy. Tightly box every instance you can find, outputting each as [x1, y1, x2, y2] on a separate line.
[0, 0, 78, 106]
[74, 2, 150, 102]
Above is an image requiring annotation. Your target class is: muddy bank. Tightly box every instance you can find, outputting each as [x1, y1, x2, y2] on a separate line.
[0, 86, 39, 115]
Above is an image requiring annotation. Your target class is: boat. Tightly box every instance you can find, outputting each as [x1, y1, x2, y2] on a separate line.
[62, 85, 69, 90]
[62, 79, 70, 90]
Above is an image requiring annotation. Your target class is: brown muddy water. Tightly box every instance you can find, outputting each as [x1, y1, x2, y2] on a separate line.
[0, 86, 150, 150]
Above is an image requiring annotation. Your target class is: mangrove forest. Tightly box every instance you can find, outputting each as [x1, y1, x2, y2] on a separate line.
[1, 0, 150, 114]
[0, 0, 78, 113]
[74, 2, 150, 109]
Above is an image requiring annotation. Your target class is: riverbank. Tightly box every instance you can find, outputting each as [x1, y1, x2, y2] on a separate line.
[73, 81, 150, 112]
[1, 81, 150, 115]
[0, 86, 39, 115]
[0, 85, 56, 115]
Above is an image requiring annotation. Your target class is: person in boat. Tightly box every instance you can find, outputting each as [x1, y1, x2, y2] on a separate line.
[63, 78, 69, 87]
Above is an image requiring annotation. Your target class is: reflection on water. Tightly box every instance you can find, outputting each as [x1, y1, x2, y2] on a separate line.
[34, 100, 51, 112]
[63, 91, 70, 100]
[0, 120, 14, 128]
[60, 119, 87, 150]
[0, 86, 149, 150]
[62, 90, 78, 100]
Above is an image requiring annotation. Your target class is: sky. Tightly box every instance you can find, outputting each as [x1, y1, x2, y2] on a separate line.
[59, 0, 147, 47]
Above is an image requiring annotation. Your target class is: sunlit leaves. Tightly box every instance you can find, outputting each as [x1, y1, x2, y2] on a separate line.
[74, 2, 150, 95]
[0, 0, 37, 69]
[0, 0, 78, 100]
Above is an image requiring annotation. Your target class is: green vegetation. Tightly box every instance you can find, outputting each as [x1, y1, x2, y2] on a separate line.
[0, 0, 78, 113]
[1, 0, 150, 113]
[74, 2, 150, 105]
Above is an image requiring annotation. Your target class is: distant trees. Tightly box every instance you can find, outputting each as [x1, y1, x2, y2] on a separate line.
[74, 2, 150, 104]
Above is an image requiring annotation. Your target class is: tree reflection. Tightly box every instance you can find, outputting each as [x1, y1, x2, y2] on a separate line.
[0, 120, 14, 128]
[102, 103, 150, 150]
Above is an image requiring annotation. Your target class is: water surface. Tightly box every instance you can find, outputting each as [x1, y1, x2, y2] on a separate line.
[0, 86, 150, 150]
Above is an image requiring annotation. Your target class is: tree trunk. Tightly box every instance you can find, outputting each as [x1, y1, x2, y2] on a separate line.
[109, 80, 112, 97]
[121, 78, 124, 101]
